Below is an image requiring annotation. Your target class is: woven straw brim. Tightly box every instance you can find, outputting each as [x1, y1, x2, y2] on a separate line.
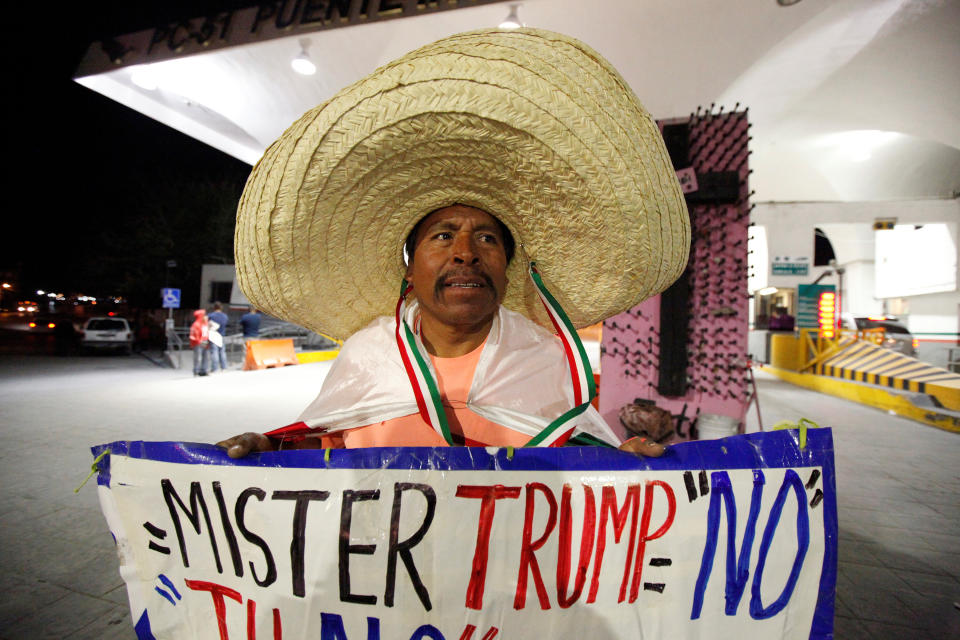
[236, 28, 689, 341]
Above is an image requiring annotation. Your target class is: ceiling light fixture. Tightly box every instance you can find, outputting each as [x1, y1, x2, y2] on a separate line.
[130, 65, 159, 91]
[499, 4, 523, 29]
[776, 0, 804, 5]
[291, 38, 317, 76]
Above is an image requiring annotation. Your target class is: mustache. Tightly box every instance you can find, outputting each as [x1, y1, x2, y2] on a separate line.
[433, 269, 497, 298]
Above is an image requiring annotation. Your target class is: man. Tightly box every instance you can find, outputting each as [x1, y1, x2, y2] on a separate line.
[239, 306, 260, 340]
[221, 204, 664, 455]
[218, 28, 689, 456]
[207, 302, 229, 372]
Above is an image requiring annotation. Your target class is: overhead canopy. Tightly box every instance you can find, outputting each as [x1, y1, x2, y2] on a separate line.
[74, 0, 960, 202]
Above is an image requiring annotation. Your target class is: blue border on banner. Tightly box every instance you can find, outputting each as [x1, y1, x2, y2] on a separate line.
[91, 429, 837, 639]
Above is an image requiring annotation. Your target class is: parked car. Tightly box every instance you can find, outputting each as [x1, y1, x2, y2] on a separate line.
[841, 315, 917, 357]
[27, 314, 59, 333]
[81, 317, 133, 354]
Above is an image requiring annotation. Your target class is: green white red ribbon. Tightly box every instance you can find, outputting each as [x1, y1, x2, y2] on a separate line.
[395, 262, 596, 447]
[524, 262, 596, 446]
[395, 281, 453, 444]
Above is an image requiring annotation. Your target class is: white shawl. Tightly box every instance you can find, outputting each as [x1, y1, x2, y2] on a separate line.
[297, 303, 621, 446]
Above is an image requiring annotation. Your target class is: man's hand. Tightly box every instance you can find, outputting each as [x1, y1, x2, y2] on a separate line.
[618, 436, 666, 457]
[216, 432, 276, 458]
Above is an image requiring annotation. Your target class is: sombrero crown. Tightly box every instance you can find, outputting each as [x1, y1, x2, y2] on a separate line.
[236, 28, 689, 340]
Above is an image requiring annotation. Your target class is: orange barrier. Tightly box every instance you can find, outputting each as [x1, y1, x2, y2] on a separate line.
[243, 339, 299, 370]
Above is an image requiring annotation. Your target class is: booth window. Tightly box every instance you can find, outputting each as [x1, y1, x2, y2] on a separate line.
[209, 281, 232, 304]
[814, 228, 836, 266]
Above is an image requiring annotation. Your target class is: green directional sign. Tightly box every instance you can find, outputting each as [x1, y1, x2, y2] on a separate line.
[772, 262, 809, 275]
[772, 256, 810, 276]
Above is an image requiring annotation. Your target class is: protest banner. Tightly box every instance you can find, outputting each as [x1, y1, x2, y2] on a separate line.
[92, 429, 837, 639]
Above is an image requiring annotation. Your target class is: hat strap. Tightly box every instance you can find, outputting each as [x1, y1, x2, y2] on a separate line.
[394, 262, 598, 447]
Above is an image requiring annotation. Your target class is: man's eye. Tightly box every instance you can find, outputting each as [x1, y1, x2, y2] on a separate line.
[433, 232, 452, 240]
[479, 234, 499, 243]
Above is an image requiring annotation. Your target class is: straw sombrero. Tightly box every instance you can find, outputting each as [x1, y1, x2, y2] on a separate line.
[236, 28, 689, 341]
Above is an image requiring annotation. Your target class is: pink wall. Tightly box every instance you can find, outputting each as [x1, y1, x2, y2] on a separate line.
[599, 109, 751, 442]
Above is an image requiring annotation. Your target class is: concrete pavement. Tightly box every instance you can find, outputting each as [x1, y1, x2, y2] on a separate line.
[0, 355, 957, 639]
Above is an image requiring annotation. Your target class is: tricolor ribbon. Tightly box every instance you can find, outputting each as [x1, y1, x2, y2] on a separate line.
[395, 262, 599, 447]
[395, 281, 453, 445]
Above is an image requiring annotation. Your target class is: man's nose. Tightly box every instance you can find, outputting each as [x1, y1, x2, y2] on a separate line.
[452, 234, 479, 264]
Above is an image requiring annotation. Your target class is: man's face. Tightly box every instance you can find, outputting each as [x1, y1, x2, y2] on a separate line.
[405, 205, 509, 331]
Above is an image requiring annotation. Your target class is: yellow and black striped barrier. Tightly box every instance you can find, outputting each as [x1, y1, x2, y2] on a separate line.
[812, 340, 960, 411]
[765, 330, 960, 432]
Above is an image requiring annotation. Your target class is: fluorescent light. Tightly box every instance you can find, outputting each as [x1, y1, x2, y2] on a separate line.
[291, 54, 316, 76]
[130, 65, 159, 91]
[499, 4, 523, 28]
[757, 286, 779, 296]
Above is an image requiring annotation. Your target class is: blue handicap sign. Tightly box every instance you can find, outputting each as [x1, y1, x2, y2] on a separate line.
[161, 288, 181, 309]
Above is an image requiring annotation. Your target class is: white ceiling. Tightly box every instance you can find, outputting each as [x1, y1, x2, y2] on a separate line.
[75, 0, 960, 202]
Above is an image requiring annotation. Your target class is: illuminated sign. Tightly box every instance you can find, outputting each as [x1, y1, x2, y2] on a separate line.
[796, 284, 835, 330]
[817, 291, 836, 338]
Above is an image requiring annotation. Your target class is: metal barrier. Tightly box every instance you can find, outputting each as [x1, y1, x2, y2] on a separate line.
[798, 328, 844, 372]
[797, 327, 889, 373]
[164, 326, 184, 369]
[223, 333, 246, 364]
[948, 347, 960, 374]
[160, 319, 339, 371]
[256, 321, 339, 350]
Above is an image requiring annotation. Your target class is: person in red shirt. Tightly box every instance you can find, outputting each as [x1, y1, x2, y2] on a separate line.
[188, 309, 209, 377]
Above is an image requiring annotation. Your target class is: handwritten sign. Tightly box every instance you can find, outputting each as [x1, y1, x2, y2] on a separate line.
[93, 430, 836, 639]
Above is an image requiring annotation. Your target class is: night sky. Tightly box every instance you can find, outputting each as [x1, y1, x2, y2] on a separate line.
[4, 1, 257, 300]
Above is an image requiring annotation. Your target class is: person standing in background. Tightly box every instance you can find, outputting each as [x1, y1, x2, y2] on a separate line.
[240, 307, 260, 341]
[207, 302, 229, 372]
[189, 309, 209, 377]
[769, 306, 795, 331]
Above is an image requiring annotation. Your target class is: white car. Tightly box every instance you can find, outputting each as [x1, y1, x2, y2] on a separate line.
[81, 317, 133, 354]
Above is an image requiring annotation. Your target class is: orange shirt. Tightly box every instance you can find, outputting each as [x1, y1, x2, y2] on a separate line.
[320, 341, 531, 448]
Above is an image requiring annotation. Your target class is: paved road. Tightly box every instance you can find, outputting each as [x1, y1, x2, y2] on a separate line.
[0, 353, 334, 639]
[0, 355, 957, 639]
